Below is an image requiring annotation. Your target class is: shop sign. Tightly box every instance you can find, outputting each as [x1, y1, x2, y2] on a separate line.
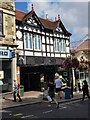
[0, 49, 15, 58]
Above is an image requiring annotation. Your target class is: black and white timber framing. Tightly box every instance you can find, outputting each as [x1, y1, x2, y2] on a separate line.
[15, 5, 72, 91]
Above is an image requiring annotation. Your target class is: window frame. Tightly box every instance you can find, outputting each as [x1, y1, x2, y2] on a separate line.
[24, 32, 33, 50]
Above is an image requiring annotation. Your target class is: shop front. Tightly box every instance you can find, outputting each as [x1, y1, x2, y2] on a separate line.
[0, 49, 15, 92]
[19, 56, 64, 92]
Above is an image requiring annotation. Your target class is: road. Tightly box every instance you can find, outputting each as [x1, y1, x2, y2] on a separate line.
[1, 99, 90, 119]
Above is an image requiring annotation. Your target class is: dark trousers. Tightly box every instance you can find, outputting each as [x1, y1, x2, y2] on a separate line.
[82, 90, 90, 101]
[13, 91, 22, 101]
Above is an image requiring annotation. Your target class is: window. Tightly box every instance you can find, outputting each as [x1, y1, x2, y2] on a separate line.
[54, 38, 66, 52]
[24, 32, 33, 49]
[28, 33, 32, 49]
[60, 39, 66, 52]
[0, 11, 3, 35]
[54, 38, 60, 52]
[34, 34, 41, 50]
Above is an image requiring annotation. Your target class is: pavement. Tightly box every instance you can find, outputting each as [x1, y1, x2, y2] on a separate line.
[0, 90, 84, 109]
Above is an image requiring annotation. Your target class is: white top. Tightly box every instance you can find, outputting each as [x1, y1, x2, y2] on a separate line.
[13, 81, 18, 93]
[55, 78, 62, 88]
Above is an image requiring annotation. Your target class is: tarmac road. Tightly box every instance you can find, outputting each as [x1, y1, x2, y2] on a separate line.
[1, 99, 90, 119]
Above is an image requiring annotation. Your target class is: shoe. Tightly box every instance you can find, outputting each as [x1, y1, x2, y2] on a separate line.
[13, 100, 16, 102]
[18, 99, 22, 102]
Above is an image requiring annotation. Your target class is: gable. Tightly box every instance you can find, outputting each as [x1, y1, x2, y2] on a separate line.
[22, 12, 44, 29]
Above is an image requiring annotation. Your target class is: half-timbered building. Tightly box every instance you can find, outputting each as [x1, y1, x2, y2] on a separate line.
[15, 4, 71, 91]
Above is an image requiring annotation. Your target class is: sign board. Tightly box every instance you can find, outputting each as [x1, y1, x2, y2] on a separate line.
[0, 71, 4, 79]
[0, 49, 15, 59]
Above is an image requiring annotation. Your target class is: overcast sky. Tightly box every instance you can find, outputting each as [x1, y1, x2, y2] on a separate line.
[15, 0, 89, 47]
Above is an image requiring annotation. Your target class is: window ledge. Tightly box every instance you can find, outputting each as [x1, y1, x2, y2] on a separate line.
[0, 34, 5, 37]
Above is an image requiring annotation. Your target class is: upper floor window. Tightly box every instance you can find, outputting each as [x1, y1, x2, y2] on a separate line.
[0, 11, 3, 35]
[34, 34, 41, 50]
[24, 32, 41, 50]
[54, 38, 59, 52]
[54, 38, 66, 52]
[24, 32, 33, 49]
[61, 39, 66, 52]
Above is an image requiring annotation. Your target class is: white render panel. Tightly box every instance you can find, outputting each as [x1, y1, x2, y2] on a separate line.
[55, 54, 60, 57]
[42, 36, 45, 43]
[51, 53, 54, 57]
[46, 37, 49, 44]
[17, 41, 23, 49]
[28, 28, 32, 31]
[47, 45, 50, 52]
[42, 32, 45, 35]
[61, 54, 66, 57]
[47, 53, 50, 57]
[60, 34, 63, 37]
[19, 26, 23, 29]
[51, 46, 53, 52]
[43, 53, 46, 56]
[34, 52, 42, 56]
[19, 50, 24, 55]
[42, 45, 45, 51]
[38, 29, 40, 33]
[33, 28, 36, 32]
[66, 47, 69, 53]
[46, 33, 49, 35]
[24, 26, 27, 30]
[25, 51, 33, 56]
[57, 34, 59, 37]
[50, 38, 53, 44]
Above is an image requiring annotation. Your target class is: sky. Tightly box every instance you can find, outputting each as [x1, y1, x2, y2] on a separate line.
[15, 0, 89, 48]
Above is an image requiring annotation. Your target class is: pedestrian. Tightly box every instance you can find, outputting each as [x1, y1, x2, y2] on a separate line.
[54, 73, 63, 99]
[47, 80, 59, 108]
[82, 80, 90, 101]
[13, 80, 22, 102]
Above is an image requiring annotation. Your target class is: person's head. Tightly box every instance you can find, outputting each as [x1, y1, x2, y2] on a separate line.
[83, 80, 87, 85]
[55, 73, 59, 79]
[59, 75, 62, 79]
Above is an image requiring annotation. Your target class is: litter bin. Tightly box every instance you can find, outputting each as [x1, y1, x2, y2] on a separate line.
[20, 85, 24, 96]
[65, 87, 71, 99]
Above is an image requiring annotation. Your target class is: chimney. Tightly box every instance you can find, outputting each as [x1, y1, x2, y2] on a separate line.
[46, 14, 48, 20]
[58, 14, 60, 20]
[31, 4, 34, 11]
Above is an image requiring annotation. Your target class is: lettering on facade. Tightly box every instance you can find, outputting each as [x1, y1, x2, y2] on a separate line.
[0, 51, 8, 56]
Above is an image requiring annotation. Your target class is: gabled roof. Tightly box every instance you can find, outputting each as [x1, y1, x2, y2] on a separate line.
[15, 9, 27, 21]
[39, 17, 59, 30]
[74, 39, 90, 52]
[15, 8, 71, 35]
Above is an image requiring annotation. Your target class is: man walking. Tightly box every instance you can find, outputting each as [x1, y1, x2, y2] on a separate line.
[47, 80, 59, 108]
[55, 73, 63, 99]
